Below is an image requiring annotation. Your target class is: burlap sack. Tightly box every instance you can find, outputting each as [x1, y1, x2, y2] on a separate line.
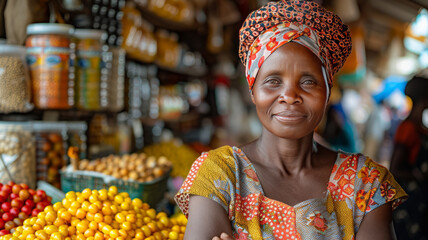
[4, 0, 48, 45]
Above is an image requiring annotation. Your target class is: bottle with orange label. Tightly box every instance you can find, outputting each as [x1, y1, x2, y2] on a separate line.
[26, 23, 74, 109]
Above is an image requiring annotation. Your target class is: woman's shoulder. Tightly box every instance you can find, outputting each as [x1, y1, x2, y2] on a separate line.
[329, 151, 407, 210]
[205, 145, 235, 157]
[333, 151, 389, 174]
[188, 145, 238, 176]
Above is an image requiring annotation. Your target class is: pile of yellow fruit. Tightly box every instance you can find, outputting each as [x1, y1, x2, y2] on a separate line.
[143, 141, 199, 179]
[0, 186, 186, 240]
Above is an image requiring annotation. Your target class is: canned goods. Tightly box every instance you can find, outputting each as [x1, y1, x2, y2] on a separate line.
[74, 29, 106, 110]
[26, 23, 74, 109]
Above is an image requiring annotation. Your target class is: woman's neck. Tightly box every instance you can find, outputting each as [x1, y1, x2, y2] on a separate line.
[252, 129, 316, 176]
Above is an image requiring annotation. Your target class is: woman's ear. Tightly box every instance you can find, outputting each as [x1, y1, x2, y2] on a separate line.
[250, 90, 256, 104]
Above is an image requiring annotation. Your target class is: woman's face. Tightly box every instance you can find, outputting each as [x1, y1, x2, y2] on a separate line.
[251, 42, 328, 139]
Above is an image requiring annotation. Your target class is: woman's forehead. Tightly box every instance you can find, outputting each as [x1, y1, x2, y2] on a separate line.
[260, 43, 323, 72]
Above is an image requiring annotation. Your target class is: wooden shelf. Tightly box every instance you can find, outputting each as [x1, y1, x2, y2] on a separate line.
[126, 56, 208, 78]
[136, 6, 199, 32]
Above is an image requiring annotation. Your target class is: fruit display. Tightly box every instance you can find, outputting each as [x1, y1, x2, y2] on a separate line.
[0, 182, 52, 236]
[35, 131, 66, 188]
[0, 186, 187, 240]
[77, 153, 172, 183]
[143, 141, 199, 179]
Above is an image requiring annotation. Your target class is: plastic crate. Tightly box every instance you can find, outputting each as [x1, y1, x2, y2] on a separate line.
[37, 181, 65, 204]
[60, 168, 170, 208]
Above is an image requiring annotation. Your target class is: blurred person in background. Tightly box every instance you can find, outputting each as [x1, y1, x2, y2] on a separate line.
[320, 86, 360, 153]
[390, 70, 428, 240]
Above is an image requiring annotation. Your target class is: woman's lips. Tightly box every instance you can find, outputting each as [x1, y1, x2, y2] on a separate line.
[273, 111, 306, 122]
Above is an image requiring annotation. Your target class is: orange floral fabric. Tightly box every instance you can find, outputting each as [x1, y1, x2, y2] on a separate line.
[175, 146, 407, 239]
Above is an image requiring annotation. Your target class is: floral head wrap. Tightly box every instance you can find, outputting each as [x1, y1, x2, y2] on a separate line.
[239, 0, 352, 90]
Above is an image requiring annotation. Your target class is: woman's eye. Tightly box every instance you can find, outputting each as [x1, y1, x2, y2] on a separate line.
[301, 77, 316, 85]
[265, 78, 280, 85]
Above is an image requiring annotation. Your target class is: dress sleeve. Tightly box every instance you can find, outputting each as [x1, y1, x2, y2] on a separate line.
[354, 156, 408, 215]
[174, 147, 237, 217]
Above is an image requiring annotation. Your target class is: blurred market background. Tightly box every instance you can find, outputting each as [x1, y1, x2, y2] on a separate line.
[0, 0, 427, 238]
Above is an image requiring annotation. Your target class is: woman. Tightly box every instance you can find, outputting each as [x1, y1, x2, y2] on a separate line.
[390, 71, 428, 240]
[175, 1, 407, 239]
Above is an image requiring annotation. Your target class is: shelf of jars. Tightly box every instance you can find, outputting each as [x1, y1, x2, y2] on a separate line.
[120, 2, 208, 78]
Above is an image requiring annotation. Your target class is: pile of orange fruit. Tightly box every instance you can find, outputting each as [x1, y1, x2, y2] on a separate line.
[0, 186, 186, 240]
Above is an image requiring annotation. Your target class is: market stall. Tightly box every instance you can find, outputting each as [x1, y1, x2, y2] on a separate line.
[0, 0, 426, 239]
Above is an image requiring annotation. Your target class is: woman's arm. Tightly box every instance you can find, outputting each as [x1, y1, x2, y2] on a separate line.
[356, 203, 396, 240]
[184, 195, 233, 240]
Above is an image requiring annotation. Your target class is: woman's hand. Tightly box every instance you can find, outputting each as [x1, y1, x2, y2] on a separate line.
[212, 233, 234, 240]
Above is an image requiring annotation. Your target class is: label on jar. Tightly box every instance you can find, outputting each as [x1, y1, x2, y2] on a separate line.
[76, 50, 101, 110]
[27, 47, 71, 109]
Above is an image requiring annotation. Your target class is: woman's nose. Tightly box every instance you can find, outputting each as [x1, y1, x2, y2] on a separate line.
[278, 85, 302, 104]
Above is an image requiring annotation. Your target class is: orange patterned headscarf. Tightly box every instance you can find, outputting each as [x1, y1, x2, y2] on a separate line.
[239, 0, 352, 90]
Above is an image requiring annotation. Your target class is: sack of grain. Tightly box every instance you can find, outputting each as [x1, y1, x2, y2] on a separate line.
[0, 44, 33, 113]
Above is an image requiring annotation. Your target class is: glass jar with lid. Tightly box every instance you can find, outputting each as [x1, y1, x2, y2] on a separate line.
[73, 29, 106, 110]
[26, 23, 74, 109]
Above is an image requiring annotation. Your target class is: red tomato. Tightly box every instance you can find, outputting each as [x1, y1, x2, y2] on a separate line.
[18, 190, 30, 201]
[11, 199, 23, 209]
[36, 190, 46, 199]
[9, 208, 19, 218]
[2, 212, 13, 222]
[1, 185, 11, 195]
[24, 199, 35, 208]
[11, 185, 21, 195]
[0, 195, 6, 204]
[1, 202, 11, 212]
[31, 208, 41, 217]
[28, 189, 36, 196]
[21, 205, 32, 216]
[9, 193, 19, 200]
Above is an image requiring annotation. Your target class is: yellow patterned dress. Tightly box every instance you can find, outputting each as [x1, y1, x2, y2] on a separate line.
[175, 146, 407, 240]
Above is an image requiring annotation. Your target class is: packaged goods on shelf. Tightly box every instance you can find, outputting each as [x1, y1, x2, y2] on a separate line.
[147, 0, 195, 24]
[32, 122, 87, 189]
[183, 79, 207, 107]
[159, 85, 188, 120]
[1, 186, 186, 239]
[73, 29, 106, 110]
[0, 121, 87, 189]
[121, 5, 157, 63]
[102, 46, 126, 112]
[0, 123, 36, 189]
[127, 63, 160, 119]
[0, 44, 33, 113]
[155, 30, 181, 69]
[61, 152, 172, 207]
[65, 122, 88, 162]
[90, 0, 125, 46]
[25, 23, 75, 110]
